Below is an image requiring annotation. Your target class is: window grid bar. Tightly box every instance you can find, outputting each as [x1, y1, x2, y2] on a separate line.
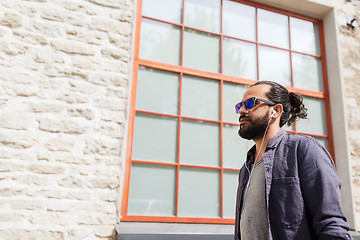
[256, 6, 260, 80]
[142, 14, 322, 60]
[132, 159, 178, 166]
[135, 109, 222, 124]
[137, 58, 325, 99]
[287, 13, 299, 131]
[288, 15, 295, 88]
[220, 0, 224, 219]
[142, 15, 183, 27]
[121, 215, 235, 224]
[133, 111, 329, 138]
[174, 0, 186, 218]
[120, 0, 144, 219]
[131, 159, 240, 172]
[233, 0, 322, 23]
[318, 20, 335, 159]
[291, 50, 321, 59]
[175, 71, 183, 217]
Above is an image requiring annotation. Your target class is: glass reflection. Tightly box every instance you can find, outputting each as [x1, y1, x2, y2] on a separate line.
[184, 0, 221, 33]
[139, 18, 181, 65]
[142, 0, 183, 24]
[136, 67, 180, 115]
[182, 75, 220, 120]
[183, 29, 220, 73]
[180, 119, 220, 167]
[222, 124, 250, 169]
[128, 163, 176, 216]
[258, 46, 291, 86]
[178, 167, 220, 217]
[222, 82, 247, 124]
[296, 96, 327, 135]
[290, 17, 320, 55]
[223, 171, 239, 218]
[132, 113, 178, 163]
[223, 0, 256, 41]
[293, 53, 323, 92]
[314, 136, 329, 150]
[258, 9, 289, 49]
[223, 38, 257, 80]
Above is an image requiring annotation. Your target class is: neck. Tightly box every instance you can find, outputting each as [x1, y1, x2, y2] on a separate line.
[253, 124, 281, 163]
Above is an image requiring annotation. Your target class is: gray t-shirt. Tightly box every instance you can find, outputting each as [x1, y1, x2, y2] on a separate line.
[240, 159, 269, 240]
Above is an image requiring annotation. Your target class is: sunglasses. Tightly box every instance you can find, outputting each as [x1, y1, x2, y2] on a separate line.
[235, 97, 276, 114]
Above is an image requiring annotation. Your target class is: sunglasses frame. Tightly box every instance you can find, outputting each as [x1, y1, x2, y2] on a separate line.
[235, 97, 276, 113]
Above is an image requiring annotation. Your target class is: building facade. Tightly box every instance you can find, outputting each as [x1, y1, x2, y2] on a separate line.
[0, 0, 359, 239]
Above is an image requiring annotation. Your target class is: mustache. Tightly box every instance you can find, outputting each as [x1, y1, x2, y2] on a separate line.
[239, 115, 251, 121]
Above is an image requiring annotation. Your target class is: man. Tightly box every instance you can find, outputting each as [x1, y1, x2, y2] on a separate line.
[234, 81, 353, 240]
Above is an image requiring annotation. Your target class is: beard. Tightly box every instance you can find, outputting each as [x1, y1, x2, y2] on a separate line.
[238, 112, 270, 140]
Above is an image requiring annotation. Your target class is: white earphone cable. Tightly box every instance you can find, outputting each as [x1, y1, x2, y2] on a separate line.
[254, 111, 275, 163]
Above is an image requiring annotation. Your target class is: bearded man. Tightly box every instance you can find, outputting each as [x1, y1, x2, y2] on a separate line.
[234, 81, 352, 240]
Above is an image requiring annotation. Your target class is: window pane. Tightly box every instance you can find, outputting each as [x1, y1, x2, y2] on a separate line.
[283, 122, 295, 131]
[139, 18, 181, 65]
[184, 0, 221, 33]
[314, 136, 329, 150]
[132, 113, 178, 163]
[259, 46, 291, 86]
[181, 75, 219, 120]
[223, 0, 256, 41]
[180, 120, 220, 167]
[223, 170, 239, 218]
[258, 9, 289, 49]
[183, 29, 220, 73]
[290, 17, 320, 55]
[142, 0, 182, 24]
[178, 167, 220, 217]
[136, 67, 179, 115]
[223, 82, 247, 124]
[223, 38, 257, 80]
[128, 163, 176, 216]
[293, 53, 323, 92]
[296, 97, 327, 135]
[223, 124, 250, 169]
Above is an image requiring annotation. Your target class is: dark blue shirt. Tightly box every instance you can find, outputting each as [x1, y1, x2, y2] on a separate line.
[234, 129, 353, 240]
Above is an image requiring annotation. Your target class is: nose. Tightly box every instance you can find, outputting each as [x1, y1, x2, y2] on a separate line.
[238, 104, 248, 115]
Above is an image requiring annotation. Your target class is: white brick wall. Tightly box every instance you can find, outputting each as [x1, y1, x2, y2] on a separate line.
[0, 0, 134, 239]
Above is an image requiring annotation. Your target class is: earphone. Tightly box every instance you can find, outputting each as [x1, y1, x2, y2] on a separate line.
[255, 110, 276, 163]
[270, 110, 276, 118]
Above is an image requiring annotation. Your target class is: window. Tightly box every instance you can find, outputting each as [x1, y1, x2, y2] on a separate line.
[121, 0, 331, 224]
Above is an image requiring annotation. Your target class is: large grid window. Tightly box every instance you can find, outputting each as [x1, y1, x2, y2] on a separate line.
[122, 0, 331, 224]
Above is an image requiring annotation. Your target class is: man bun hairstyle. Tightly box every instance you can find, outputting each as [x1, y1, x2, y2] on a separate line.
[250, 81, 307, 127]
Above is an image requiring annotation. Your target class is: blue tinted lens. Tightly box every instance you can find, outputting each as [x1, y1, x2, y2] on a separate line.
[235, 103, 242, 113]
[245, 98, 255, 109]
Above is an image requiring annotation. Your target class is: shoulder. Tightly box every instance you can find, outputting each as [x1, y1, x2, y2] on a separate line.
[282, 132, 322, 150]
[280, 132, 331, 159]
[283, 132, 335, 168]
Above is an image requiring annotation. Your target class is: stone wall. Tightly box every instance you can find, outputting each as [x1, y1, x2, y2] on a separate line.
[337, 0, 360, 230]
[0, 0, 134, 239]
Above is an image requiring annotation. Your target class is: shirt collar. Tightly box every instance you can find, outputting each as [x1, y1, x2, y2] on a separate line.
[245, 129, 287, 165]
[266, 129, 287, 148]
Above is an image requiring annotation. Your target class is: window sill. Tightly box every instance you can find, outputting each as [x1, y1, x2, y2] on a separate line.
[116, 222, 234, 240]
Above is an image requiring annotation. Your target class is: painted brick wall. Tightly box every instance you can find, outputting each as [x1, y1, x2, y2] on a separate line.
[0, 0, 134, 239]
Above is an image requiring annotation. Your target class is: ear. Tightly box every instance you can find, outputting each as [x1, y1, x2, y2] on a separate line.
[271, 104, 283, 118]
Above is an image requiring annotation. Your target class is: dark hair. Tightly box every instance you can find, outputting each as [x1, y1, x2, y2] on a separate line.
[250, 81, 307, 127]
